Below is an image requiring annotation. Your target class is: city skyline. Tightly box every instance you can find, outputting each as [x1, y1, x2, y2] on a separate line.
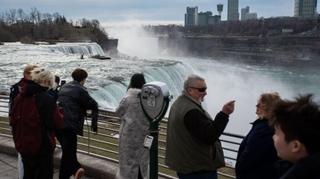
[0, 0, 319, 25]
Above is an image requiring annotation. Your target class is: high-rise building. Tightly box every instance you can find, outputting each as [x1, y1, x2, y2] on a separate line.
[208, 15, 222, 25]
[228, 0, 239, 21]
[198, 11, 213, 26]
[294, 0, 317, 18]
[185, 7, 198, 27]
[241, 6, 258, 21]
[245, 13, 258, 20]
[241, 6, 250, 20]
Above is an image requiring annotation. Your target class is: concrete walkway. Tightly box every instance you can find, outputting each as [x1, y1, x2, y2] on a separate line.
[0, 135, 117, 179]
[0, 152, 17, 179]
[0, 152, 95, 179]
[0, 135, 170, 179]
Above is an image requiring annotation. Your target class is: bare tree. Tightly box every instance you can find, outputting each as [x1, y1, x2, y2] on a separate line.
[42, 13, 53, 24]
[5, 9, 17, 24]
[91, 19, 100, 29]
[0, 12, 4, 23]
[36, 10, 41, 24]
[30, 7, 39, 24]
[17, 8, 26, 22]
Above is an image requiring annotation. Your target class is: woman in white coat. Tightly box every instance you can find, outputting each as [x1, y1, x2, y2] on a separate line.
[116, 73, 149, 179]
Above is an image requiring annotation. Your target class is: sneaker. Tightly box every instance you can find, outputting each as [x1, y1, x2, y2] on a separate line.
[74, 168, 85, 179]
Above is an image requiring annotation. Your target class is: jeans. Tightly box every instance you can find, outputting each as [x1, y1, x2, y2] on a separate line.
[177, 170, 218, 179]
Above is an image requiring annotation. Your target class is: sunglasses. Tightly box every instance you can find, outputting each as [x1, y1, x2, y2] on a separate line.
[256, 103, 264, 108]
[190, 87, 207, 92]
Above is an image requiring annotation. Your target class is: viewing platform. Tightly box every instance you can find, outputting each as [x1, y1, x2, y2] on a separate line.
[0, 95, 243, 179]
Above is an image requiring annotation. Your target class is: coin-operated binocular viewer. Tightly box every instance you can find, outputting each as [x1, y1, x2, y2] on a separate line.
[140, 81, 171, 179]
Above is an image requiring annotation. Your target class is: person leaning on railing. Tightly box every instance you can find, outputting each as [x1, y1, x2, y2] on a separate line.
[56, 68, 98, 179]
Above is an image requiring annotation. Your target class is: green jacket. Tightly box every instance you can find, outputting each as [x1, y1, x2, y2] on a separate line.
[165, 94, 228, 174]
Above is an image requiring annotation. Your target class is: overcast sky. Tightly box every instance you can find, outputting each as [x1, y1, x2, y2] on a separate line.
[0, 0, 319, 24]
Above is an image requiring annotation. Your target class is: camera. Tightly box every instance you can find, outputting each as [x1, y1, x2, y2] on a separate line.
[60, 80, 66, 86]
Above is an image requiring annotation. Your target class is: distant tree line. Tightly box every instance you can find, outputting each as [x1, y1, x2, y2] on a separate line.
[144, 17, 320, 37]
[0, 8, 108, 44]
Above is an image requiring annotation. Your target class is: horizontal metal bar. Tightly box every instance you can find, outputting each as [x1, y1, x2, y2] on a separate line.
[224, 156, 237, 161]
[222, 132, 245, 139]
[0, 121, 9, 125]
[0, 95, 9, 100]
[220, 139, 242, 146]
[222, 147, 239, 153]
[0, 133, 12, 138]
[79, 136, 119, 148]
[0, 127, 11, 132]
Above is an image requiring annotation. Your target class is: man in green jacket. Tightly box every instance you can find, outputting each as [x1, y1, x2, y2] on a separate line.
[166, 74, 235, 179]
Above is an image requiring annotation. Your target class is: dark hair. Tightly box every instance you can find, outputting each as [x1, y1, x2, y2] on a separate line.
[272, 94, 320, 154]
[128, 73, 146, 90]
[71, 68, 88, 82]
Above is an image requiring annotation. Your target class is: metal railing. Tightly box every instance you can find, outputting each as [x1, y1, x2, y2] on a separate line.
[0, 94, 244, 179]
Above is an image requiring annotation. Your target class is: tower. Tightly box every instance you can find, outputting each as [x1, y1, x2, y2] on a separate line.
[217, 4, 223, 16]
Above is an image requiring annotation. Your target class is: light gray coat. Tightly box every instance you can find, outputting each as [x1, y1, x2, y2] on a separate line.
[116, 88, 150, 179]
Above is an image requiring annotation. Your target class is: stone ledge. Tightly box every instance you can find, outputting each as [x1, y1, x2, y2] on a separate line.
[0, 135, 170, 179]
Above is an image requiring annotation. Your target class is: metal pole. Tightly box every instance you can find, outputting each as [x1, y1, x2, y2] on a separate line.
[149, 121, 159, 179]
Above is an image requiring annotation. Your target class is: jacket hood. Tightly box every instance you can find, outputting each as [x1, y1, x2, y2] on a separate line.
[20, 80, 48, 96]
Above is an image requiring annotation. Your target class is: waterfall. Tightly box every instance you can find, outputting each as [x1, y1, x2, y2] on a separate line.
[144, 61, 192, 98]
[90, 61, 193, 110]
[48, 42, 105, 56]
[1, 41, 319, 136]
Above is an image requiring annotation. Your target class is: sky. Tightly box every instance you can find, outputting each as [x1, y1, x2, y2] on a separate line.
[0, 0, 319, 25]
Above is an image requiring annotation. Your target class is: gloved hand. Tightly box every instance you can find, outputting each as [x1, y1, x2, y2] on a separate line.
[91, 122, 97, 133]
[91, 109, 98, 133]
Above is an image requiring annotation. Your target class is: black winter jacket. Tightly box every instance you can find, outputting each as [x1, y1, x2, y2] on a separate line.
[280, 153, 320, 179]
[57, 81, 98, 135]
[236, 118, 279, 179]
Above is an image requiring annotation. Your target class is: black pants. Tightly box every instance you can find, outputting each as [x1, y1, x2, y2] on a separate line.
[22, 137, 54, 179]
[56, 128, 81, 179]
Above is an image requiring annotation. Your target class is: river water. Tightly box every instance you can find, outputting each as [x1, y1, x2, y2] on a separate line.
[0, 25, 319, 135]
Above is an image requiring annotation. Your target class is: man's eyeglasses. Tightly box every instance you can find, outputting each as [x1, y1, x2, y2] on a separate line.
[190, 87, 207, 92]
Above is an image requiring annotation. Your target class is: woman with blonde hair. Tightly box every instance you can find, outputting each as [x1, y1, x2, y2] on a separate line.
[11, 67, 63, 179]
[236, 92, 281, 179]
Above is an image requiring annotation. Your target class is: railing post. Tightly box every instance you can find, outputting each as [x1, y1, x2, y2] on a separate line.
[149, 121, 159, 179]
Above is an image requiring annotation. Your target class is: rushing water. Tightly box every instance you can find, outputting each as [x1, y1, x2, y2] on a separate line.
[1, 26, 319, 135]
